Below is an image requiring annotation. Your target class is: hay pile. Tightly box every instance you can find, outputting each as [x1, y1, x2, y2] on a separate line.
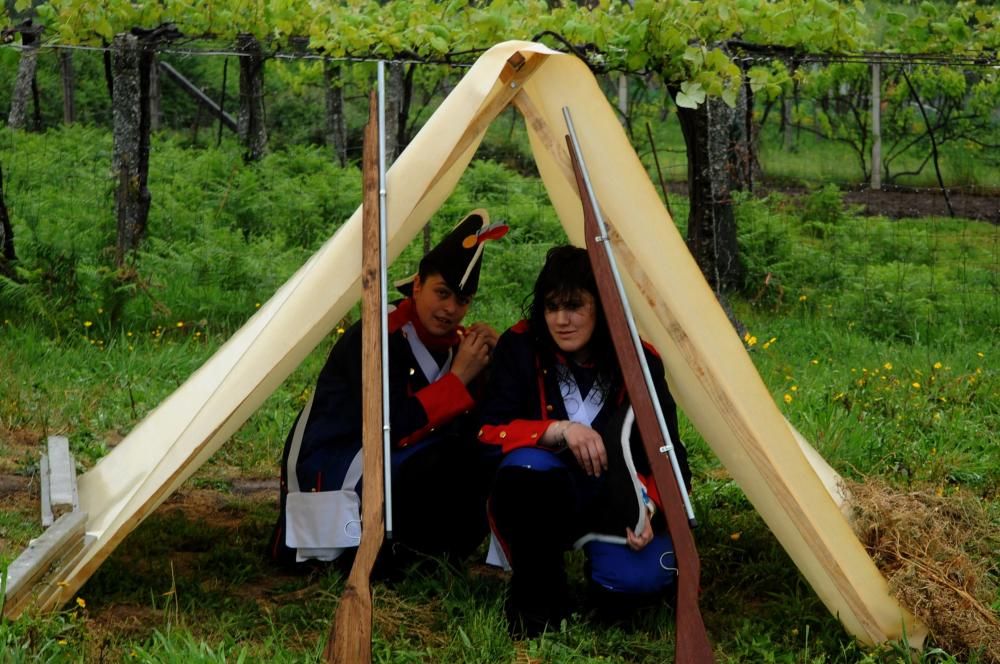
[847, 479, 1000, 663]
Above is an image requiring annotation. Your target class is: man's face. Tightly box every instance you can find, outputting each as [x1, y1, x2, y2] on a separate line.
[411, 273, 471, 337]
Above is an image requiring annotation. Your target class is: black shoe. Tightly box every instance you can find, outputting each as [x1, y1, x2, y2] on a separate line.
[505, 570, 569, 639]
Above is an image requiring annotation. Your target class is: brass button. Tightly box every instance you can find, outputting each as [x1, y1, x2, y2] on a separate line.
[546, 404, 554, 412]
[499, 431, 507, 439]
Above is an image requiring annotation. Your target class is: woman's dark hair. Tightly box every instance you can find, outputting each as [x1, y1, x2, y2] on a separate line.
[527, 245, 619, 393]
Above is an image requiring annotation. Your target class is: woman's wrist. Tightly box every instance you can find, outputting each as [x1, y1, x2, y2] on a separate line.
[544, 420, 571, 449]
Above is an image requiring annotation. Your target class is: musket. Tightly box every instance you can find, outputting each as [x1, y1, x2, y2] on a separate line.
[563, 107, 714, 664]
[324, 75, 388, 664]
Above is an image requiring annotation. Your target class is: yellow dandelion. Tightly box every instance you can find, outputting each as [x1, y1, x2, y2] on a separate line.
[912, 382, 920, 389]
[783, 393, 793, 404]
[790, 385, 798, 392]
[798, 295, 807, 302]
[933, 361, 942, 370]
[337, 327, 346, 334]
[748, 336, 757, 346]
[811, 359, 818, 365]
[84, 321, 93, 328]
[195, 331, 202, 337]
[883, 362, 892, 370]
[127, 331, 133, 337]
[255, 302, 262, 309]
[763, 341, 771, 350]
[176, 321, 185, 328]
[76, 597, 86, 608]
[58, 640, 67, 646]
[743, 332, 751, 342]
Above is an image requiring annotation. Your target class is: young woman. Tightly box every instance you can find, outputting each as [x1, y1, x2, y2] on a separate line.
[479, 245, 692, 636]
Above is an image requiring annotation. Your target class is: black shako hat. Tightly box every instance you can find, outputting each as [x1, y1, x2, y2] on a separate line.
[396, 209, 509, 298]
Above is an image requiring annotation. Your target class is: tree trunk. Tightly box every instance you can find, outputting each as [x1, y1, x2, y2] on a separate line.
[0, 164, 17, 280]
[60, 50, 76, 124]
[237, 33, 268, 162]
[112, 33, 152, 267]
[324, 60, 348, 166]
[7, 29, 40, 130]
[381, 61, 417, 161]
[673, 89, 748, 292]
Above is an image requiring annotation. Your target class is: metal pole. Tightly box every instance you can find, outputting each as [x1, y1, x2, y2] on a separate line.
[562, 106, 697, 525]
[378, 61, 393, 538]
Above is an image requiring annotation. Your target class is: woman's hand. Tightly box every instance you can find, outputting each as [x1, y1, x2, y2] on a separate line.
[626, 512, 654, 551]
[563, 421, 608, 477]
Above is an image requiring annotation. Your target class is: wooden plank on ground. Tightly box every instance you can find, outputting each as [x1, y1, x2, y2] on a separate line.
[2, 511, 87, 618]
[46, 435, 78, 520]
[40, 452, 53, 527]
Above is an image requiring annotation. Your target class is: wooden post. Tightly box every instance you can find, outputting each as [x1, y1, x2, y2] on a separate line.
[324, 60, 348, 166]
[111, 33, 151, 266]
[0, 164, 17, 279]
[158, 61, 238, 133]
[60, 50, 76, 125]
[870, 62, 881, 190]
[323, 90, 385, 664]
[236, 33, 268, 161]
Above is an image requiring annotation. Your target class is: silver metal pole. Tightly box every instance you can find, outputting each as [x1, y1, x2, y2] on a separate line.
[562, 106, 698, 526]
[378, 61, 393, 538]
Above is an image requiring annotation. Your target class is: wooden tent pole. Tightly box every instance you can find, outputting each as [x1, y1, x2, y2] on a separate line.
[323, 89, 386, 664]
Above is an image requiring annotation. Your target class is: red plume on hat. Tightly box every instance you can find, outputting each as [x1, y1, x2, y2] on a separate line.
[396, 209, 509, 297]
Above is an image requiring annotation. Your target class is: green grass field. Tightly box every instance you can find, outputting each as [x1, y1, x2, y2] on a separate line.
[1, 123, 998, 662]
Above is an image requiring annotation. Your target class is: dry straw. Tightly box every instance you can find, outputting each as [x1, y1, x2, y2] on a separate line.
[847, 479, 1000, 663]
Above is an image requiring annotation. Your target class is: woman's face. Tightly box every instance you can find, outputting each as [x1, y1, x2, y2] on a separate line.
[543, 289, 597, 359]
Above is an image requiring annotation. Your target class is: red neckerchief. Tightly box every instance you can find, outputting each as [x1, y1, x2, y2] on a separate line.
[388, 297, 461, 353]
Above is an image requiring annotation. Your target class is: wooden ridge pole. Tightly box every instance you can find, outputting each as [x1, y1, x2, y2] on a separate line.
[564, 116, 714, 664]
[323, 88, 385, 664]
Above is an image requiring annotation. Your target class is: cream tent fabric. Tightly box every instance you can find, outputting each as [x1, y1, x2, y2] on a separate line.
[22, 41, 925, 648]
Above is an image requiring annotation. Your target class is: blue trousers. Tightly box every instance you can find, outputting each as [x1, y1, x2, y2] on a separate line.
[490, 447, 677, 596]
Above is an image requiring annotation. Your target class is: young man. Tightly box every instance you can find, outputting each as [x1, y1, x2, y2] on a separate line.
[270, 210, 506, 568]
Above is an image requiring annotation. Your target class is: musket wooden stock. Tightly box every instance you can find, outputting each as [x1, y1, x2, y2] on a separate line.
[324, 91, 385, 664]
[566, 136, 714, 664]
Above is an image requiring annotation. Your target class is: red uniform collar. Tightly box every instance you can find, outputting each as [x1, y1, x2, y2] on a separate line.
[389, 297, 462, 352]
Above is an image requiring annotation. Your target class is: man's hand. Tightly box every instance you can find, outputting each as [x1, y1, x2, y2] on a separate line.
[450, 323, 497, 385]
[563, 422, 608, 477]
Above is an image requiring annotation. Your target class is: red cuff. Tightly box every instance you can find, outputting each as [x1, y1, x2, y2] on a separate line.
[416, 372, 474, 425]
[479, 419, 551, 454]
[399, 373, 474, 448]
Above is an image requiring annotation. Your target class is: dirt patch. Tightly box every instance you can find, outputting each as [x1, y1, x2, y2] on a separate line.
[664, 182, 1000, 223]
[841, 188, 1000, 222]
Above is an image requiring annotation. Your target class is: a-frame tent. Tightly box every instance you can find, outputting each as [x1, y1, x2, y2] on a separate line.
[14, 41, 925, 648]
